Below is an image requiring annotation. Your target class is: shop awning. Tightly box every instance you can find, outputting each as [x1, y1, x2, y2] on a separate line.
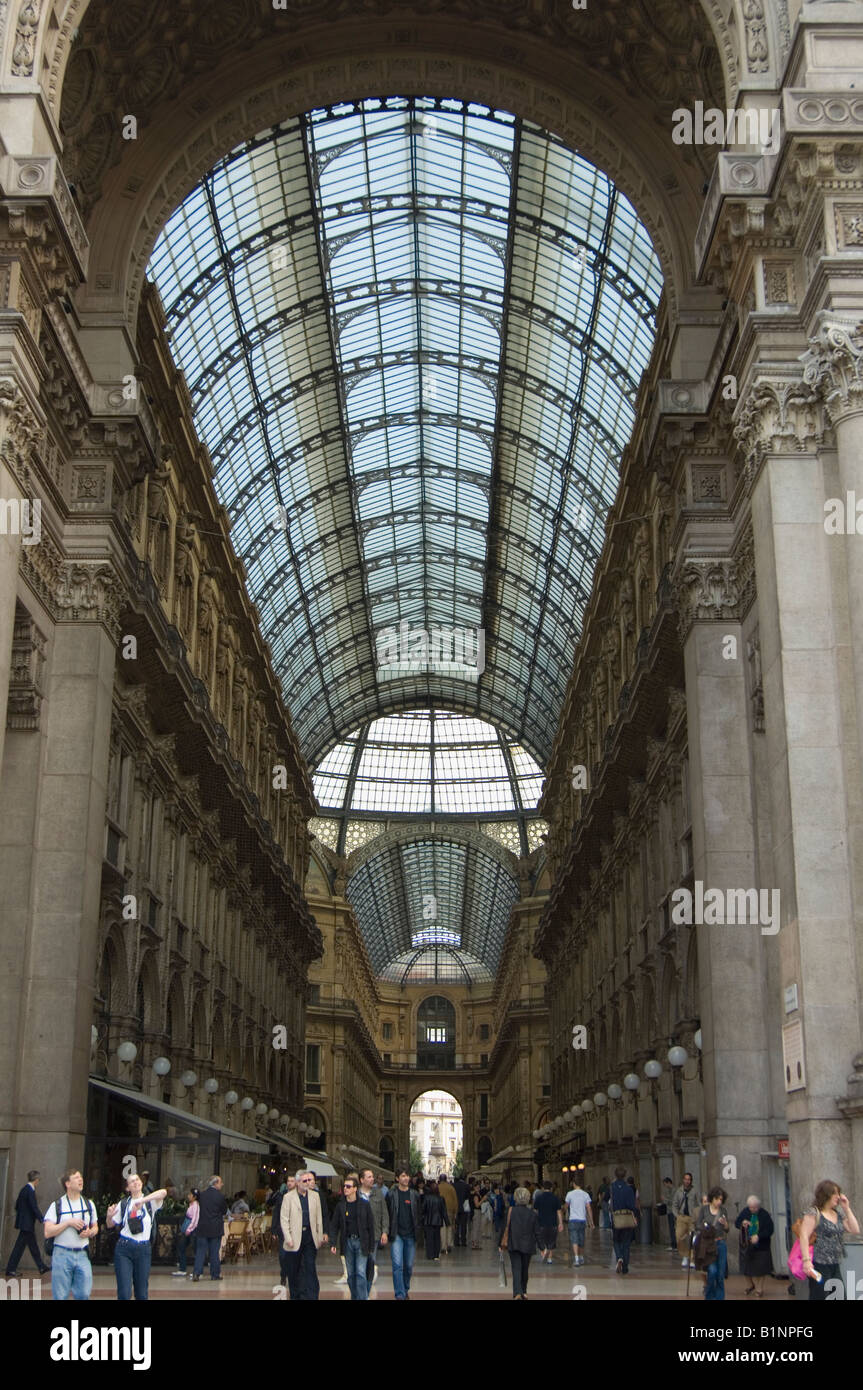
[256, 1130, 341, 1178]
[89, 1077, 271, 1156]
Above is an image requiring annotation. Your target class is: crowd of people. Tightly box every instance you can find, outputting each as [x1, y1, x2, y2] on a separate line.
[4, 1162, 858, 1302]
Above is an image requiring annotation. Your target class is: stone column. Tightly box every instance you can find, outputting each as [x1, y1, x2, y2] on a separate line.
[3, 561, 120, 1201]
[737, 368, 863, 1202]
[802, 315, 863, 769]
[673, 539, 771, 1202]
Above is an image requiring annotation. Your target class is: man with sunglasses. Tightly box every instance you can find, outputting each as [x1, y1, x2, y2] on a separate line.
[280, 1169, 328, 1300]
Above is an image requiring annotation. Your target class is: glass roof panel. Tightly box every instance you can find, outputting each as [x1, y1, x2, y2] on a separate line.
[149, 96, 660, 772]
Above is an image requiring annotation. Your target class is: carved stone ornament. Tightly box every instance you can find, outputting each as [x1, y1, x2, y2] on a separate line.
[11, 1, 42, 78]
[0, 375, 42, 486]
[7, 601, 46, 730]
[800, 314, 863, 427]
[55, 561, 125, 639]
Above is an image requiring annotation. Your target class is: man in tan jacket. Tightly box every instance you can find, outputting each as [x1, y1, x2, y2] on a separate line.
[439, 1175, 458, 1254]
[280, 1169, 328, 1299]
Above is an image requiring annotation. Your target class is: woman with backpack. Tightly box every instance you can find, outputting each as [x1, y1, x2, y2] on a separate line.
[107, 1171, 168, 1300]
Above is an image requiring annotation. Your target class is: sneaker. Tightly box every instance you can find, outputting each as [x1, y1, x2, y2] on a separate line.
[372, 1266, 378, 1285]
[577, 1256, 584, 1267]
[616, 1258, 623, 1274]
[333, 1275, 348, 1284]
[172, 1270, 186, 1277]
[681, 1258, 689, 1268]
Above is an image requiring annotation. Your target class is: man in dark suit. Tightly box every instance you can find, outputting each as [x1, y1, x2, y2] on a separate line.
[5, 1169, 48, 1276]
[192, 1175, 229, 1281]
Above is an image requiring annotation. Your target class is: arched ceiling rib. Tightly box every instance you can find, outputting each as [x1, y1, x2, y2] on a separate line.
[148, 95, 662, 768]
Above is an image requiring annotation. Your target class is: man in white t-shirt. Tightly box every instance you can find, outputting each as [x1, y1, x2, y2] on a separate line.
[564, 1178, 594, 1267]
[43, 1169, 99, 1301]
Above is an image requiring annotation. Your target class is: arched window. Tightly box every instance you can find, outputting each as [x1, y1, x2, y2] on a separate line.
[417, 996, 456, 1069]
[477, 1135, 492, 1168]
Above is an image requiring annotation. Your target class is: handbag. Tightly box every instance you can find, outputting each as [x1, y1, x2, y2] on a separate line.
[612, 1210, 637, 1230]
[788, 1217, 817, 1280]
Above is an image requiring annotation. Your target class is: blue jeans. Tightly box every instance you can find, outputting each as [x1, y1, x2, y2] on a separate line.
[193, 1234, 222, 1279]
[390, 1234, 416, 1299]
[51, 1245, 92, 1301]
[612, 1227, 634, 1271]
[344, 1235, 369, 1300]
[175, 1231, 191, 1272]
[704, 1240, 727, 1300]
[115, 1237, 152, 1300]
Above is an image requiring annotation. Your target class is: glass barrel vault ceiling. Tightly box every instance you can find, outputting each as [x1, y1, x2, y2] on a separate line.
[149, 95, 662, 772]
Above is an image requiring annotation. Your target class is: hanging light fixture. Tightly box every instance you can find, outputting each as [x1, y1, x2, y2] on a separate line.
[694, 1029, 703, 1051]
[644, 1059, 663, 1080]
[623, 1073, 640, 1091]
[117, 1041, 138, 1063]
[224, 1090, 238, 1105]
[240, 1097, 254, 1111]
[594, 1092, 608, 1107]
[181, 1070, 197, 1088]
[607, 1083, 622, 1100]
[667, 1045, 688, 1068]
[256, 1102, 269, 1116]
[152, 1056, 171, 1076]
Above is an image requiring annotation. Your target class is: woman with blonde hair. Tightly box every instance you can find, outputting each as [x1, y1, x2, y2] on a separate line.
[500, 1186, 539, 1300]
[799, 1180, 859, 1300]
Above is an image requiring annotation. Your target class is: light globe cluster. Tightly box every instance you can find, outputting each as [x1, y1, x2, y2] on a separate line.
[533, 1042, 696, 1142]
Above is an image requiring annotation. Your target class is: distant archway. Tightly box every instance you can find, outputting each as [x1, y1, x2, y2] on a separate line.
[410, 1090, 463, 1178]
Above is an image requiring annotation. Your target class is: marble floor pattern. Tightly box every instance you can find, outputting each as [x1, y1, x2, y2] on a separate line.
[39, 1230, 798, 1300]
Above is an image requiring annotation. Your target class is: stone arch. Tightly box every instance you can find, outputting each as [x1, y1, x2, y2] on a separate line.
[46, 4, 744, 338]
[135, 949, 160, 1034]
[97, 926, 129, 1017]
[38, 1, 747, 132]
[211, 1007, 227, 1070]
[659, 953, 681, 1033]
[166, 972, 187, 1049]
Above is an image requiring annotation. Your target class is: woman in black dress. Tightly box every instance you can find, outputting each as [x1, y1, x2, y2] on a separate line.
[735, 1195, 774, 1296]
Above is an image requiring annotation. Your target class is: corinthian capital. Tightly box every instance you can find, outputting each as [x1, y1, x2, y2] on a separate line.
[800, 313, 863, 425]
[733, 371, 825, 484]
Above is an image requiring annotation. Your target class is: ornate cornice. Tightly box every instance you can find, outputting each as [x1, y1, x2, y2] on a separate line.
[800, 313, 863, 426]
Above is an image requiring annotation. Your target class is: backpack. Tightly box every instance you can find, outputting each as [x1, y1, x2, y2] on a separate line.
[45, 1193, 93, 1256]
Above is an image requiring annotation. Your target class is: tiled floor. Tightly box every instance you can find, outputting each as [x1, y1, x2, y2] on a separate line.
[38, 1229, 796, 1300]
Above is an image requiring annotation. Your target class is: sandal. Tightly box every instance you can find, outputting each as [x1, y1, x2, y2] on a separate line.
[744, 1284, 755, 1295]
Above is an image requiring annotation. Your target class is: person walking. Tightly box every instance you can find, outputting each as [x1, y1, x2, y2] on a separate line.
[329, 1173, 376, 1300]
[173, 1188, 199, 1277]
[358, 1166, 388, 1286]
[597, 1177, 611, 1230]
[421, 1180, 448, 1261]
[609, 1167, 638, 1274]
[440, 1175, 458, 1254]
[491, 1184, 506, 1247]
[564, 1176, 593, 1267]
[280, 1169, 328, 1300]
[735, 1195, 774, 1297]
[267, 1177, 295, 1286]
[5, 1170, 48, 1278]
[672, 1172, 696, 1268]
[192, 1175, 229, 1282]
[501, 1187, 539, 1300]
[658, 1177, 676, 1251]
[107, 1172, 168, 1301]
[693, 1186, 730, 1300]
[533, 1180, 564, 1264]
[453, 1172, 470, 1247]
[469, 1186, 484, 1249]
[387, 1168, 423, 1300]
[43, 1170, 99, 1302]
[799, 1180, 860, 1300]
